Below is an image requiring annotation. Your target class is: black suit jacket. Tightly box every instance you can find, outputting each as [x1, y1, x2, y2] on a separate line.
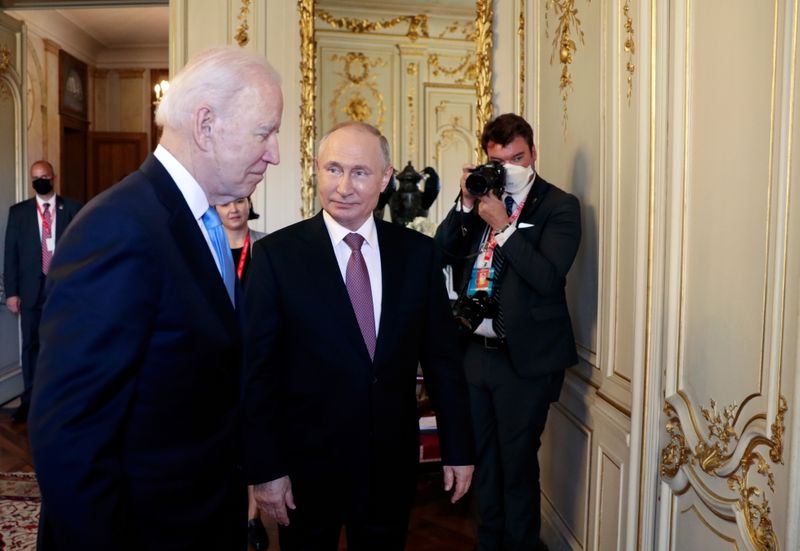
[244, 213, 474, 520]
[435, 176, 581, 377]
[29, 155, 246, 550]
[3, 195, 81, 307]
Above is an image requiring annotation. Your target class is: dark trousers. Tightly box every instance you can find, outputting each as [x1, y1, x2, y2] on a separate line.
[464, 340, 564, 551]
[19, 276, 46, 406]
[279, 507, 410, 551]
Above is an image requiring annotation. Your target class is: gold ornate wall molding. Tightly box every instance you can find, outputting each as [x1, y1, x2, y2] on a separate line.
[623, 0, 635, 103]
[0, 43, 10, 102]
[299, 0, 316, 219]
[427, 52, 476, 84]
[316, 10, 429, 41]
[235, 0, 252, 47]
[299, 1, 493, 217]
[544, 0, 591, 130]
[660, 392, 788, 550]
[328, 51, 387, 129]
[474, 0, 493, 161]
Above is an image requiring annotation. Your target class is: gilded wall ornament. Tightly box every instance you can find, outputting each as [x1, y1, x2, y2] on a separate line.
[298, 1, 494, 216]
[328, 52, 386, 128]
[438, 20, 476, 41]
[235, 0, 252, 47]
[406, 62, 418, 159]
[316, 10, 429, 41]
[0, 44, 9, 74]
[299, 0, 316, 219]
[660, 394, 788, 551]
[474, 0, 493, 161]
[0, 44, 11, 103]
[623, 0, 635, 103]
[428, 53, 477, 84]
[544, 0, 591, 130]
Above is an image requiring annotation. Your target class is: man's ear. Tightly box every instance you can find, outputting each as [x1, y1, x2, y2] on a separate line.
[380, 165, 393, 192]
[192, 105, 214, 151]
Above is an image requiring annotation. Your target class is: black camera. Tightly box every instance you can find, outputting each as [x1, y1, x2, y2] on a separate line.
[452, 291, 497, 334]
[465, 161, 505, 197]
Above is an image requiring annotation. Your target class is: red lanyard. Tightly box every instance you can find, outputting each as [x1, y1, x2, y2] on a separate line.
[36, 202, 53, 235]
[236, 232, 251, 280]
[482, 198, 526, 261]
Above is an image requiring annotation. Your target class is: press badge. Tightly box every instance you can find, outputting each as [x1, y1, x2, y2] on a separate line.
[46, 236, 55, 252]
[467, 267, 494, 297]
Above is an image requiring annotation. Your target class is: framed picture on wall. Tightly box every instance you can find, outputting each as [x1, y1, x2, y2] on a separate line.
[59, 50, 87, 120]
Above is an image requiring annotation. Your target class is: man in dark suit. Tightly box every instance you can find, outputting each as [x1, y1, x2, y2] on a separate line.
[28, 46, 283, 550]
[434, 114, 581, 551]
[245, 121, 474, 551]
[2, 160, 81, 423]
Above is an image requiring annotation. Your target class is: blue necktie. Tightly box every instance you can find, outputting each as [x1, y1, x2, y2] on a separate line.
[201, 207, 236, 305]
[504, 195, 516, 216]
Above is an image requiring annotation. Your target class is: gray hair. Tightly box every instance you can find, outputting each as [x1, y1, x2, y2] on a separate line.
[318, 121, 391, 170]
[155, 46, 280, 132]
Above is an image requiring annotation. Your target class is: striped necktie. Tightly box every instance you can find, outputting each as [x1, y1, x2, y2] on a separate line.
[492, 196, 516, 337]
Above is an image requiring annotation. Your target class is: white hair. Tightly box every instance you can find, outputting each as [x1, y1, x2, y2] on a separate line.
[155, 46, 281, 132]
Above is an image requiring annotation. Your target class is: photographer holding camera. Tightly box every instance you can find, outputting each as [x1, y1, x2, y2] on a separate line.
[434, 114, 581, 551]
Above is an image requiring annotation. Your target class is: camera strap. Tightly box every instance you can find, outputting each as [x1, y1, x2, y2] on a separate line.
[466, 197, 526, 297]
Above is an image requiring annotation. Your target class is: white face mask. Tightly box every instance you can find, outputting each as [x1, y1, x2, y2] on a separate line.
[503, 163, 534, 194]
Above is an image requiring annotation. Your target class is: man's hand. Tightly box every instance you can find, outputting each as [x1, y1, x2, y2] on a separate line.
[252, 475, 296, 526]
[6, 296, 20, 315]
[459, 163, 478, 209]
[477, 192, 511, 231]
[443, 464, 474, 504]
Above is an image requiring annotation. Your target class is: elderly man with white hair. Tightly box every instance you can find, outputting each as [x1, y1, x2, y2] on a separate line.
[28, 46, 282, 551]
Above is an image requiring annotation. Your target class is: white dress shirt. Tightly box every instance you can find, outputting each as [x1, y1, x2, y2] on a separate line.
[322, 211, 383, 335]
[153, 145, 221, 272]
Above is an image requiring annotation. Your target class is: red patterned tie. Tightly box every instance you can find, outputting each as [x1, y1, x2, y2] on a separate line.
[41, 203, 52, 275]
[344, 233, 376, 360]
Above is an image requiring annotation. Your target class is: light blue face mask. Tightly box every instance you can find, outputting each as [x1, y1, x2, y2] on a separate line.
[502, 163, 534, 194]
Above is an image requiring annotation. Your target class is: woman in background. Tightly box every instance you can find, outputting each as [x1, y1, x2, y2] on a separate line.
[215, 195, 269, 550]
[216, 195, 267, 287]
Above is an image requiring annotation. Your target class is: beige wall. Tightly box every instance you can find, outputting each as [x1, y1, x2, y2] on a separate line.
[527, 0, 800, 549]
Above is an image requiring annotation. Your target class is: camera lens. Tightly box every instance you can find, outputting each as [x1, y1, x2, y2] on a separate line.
[465, 161, 505, 196]
[465, 172, 490, 196]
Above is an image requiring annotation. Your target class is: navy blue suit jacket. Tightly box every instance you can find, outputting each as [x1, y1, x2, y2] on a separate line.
[244, 213, 474, 520]
[3, 195, 81, 307]
[29, 155, 246, 550]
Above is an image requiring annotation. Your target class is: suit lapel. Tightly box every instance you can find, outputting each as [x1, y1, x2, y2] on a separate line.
[305, 213, 374, 363]
[21, 199, 42, 267]
[141, 155, 239, 336]
[373, 220, 402, 368]
[54, 196, 67, 240]
[518, 176, 550, 222]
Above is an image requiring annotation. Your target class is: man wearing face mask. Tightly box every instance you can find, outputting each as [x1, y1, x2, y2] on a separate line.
[2, 160, 82, 423]
[434, 114, 581, 551]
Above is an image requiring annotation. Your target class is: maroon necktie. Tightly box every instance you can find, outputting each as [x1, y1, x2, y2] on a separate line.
[344, 233, 376, 360]
[41, 203, 52, 275]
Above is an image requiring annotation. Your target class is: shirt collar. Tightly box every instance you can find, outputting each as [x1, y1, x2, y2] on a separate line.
[35, 194, 55, 208]
[322, 210, 378, 249]
[154, 144, 210, 220]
